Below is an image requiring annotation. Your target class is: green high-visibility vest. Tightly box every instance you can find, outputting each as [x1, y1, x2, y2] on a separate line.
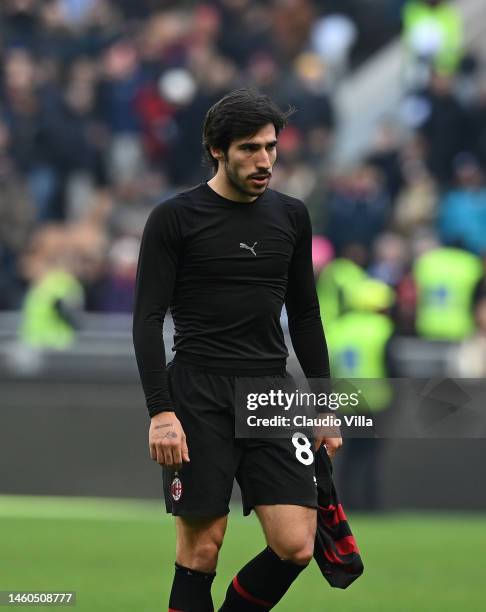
[316, 259, 366, 325]
[414, 248, 483, 341]
[403, 0, 463, 73]
[20, 269, 84, 349]
[327, 312, 394, 412]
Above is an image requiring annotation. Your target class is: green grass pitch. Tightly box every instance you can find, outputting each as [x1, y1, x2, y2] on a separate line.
[1, 495, 485, 611]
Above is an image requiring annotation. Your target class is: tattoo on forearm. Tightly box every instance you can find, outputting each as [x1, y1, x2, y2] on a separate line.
[154, 423, 173, 430]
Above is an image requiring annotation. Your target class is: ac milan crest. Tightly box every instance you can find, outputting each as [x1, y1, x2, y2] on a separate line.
[171, 476, 183, 501]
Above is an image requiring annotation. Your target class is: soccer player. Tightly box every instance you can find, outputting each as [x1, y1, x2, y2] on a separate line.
[133, 88, 342, 611]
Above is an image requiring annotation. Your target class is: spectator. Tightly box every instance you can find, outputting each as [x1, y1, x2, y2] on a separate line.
[1, 48, 57, 220]
[270, 125, 318, 201]
[42, 59, 108, 220]
[438, 152, 486, 254]
[134, 69, 187, 168]
[36, 0, 77, 62]
[368, 232, 408, 287]
[393, 157, 437, 235]
[246, 52, 283, 101]
[97, 38, 147, 135]
[2, 0, 39, 50]
[468, 80, 486, 170]
[270, 0, 315, 62]
[0, 118, 35, 309]
[216, 0, 271, 67]
[326, 164, 389, 253]
[366, 119, 404, 202]
[416, 71, 469, 184]
[286, 52, 335, 167]
[67, 221, 108, 311]
[96, 236, 139, 313]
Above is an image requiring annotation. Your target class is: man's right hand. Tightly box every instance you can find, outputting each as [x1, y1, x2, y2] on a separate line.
[149, 411, 190, 469]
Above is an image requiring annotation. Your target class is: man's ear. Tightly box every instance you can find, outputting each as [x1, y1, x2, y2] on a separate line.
[210, 147, 225, 163]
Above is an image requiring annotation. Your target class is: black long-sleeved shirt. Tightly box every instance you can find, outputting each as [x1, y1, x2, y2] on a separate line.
[133, 182, 330, 417]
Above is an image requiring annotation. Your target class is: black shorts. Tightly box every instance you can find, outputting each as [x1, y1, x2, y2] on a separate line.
[162, 360, 318, 517]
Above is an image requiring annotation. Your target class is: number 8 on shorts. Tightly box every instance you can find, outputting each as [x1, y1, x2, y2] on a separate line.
[292, 432, 314, 466]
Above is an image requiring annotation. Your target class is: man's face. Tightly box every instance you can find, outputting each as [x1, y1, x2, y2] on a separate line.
[215, 123, 278, 199]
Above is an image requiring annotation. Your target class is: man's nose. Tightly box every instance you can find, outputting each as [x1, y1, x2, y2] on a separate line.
[256, 148, 271, 169]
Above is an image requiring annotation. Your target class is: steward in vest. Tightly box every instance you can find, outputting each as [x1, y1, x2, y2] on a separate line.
[402, 0, 463, 75]
[326, 278, 396, 510]
[21, 240, 84, 349]
[326, 279, 395, 413]
[316, 257, 367, 325]
[413, 246, 483, 341]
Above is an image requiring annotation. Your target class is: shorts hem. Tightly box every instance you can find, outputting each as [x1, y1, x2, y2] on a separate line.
[242, 499, 318, 516]
[166, 506, 230, 518]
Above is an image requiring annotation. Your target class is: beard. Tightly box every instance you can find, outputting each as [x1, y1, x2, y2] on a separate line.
[224, 159, 268, 198]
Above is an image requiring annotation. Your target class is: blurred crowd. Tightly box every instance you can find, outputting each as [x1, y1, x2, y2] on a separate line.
[1, 0, 486, 371]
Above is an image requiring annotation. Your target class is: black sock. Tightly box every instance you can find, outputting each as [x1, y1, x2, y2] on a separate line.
[169, 562, 216, 612]
[218, 547, 308, 611]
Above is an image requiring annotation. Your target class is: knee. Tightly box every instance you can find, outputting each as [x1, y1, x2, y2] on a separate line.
[272, 539, 315, 566]
[189, 541, 221, 572]
[176, 515, 227, 573]
[283, 543, 314, 566]
[178, 535, 223, 573]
